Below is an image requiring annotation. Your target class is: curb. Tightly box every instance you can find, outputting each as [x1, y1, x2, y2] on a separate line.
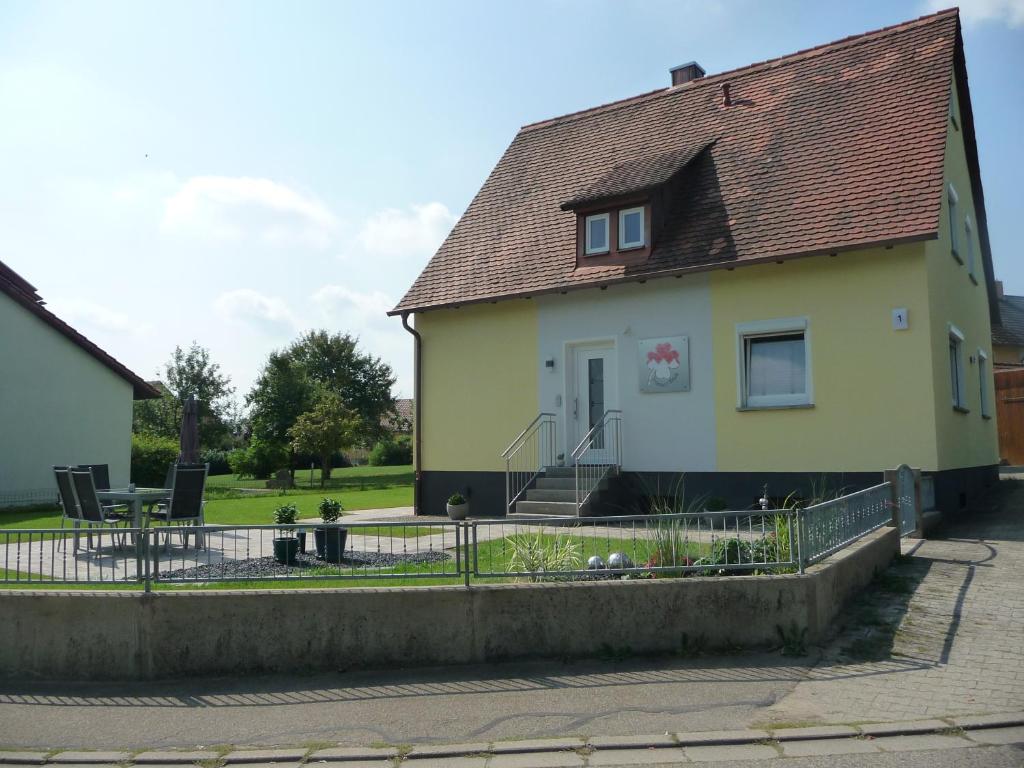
[2, 714, 1023, 765]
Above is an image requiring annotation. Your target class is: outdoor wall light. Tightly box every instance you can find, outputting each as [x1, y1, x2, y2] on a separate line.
[545, 358, 556, 370]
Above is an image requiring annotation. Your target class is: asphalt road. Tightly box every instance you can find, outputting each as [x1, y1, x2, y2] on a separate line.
[0, 653, 811, 750]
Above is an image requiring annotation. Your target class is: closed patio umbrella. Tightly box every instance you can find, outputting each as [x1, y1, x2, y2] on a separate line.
[179, 395, 201, 464]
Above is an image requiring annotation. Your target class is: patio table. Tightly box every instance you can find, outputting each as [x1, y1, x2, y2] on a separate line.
[97, 487, 169, 528]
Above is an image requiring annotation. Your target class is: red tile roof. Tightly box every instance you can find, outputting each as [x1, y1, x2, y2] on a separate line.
[0, 260, 161, 399]
[393, 9, 975, 315]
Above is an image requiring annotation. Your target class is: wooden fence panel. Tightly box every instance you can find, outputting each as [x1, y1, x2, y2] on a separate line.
[995, 369, 1024, 465]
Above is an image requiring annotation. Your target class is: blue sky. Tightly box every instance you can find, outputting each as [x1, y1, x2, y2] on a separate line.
[1, 0, 1021, 401]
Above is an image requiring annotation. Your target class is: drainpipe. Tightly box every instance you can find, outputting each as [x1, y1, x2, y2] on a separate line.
[400, 312, 423, 515]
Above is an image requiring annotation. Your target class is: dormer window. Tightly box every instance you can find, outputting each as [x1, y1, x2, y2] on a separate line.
[618, 207, 645, 250]
[585, 213, 610, 255]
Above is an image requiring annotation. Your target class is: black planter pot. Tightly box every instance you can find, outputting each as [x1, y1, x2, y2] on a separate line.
[323, 528, 348, 564]
[273, 537, 299, 565]
[313, 528, 327, 559]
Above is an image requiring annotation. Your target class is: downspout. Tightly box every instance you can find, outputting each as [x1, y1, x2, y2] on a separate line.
[400, 312, 423, 515]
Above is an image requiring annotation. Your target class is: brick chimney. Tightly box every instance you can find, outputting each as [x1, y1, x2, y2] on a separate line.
[670, 62, 705, 86]
[997, 280, 1005, 298]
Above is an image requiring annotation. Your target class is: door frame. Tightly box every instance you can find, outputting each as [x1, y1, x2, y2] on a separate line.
[563, 338, 618, 462]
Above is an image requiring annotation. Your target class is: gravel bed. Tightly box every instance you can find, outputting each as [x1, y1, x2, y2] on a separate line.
[160, 549, 451, 580]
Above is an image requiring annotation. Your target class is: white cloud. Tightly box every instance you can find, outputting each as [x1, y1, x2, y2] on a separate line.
[49, 299, 151, 337]
[312, 284, 394, 326]
[162, 176, 338, 248]
[312, 284, 412, 395]
[356, 202, 457, 258]
[214, 289, 297, 335]
[926, 0, 1024, 26]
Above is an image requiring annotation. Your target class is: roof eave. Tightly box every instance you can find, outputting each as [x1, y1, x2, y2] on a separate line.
[388, 231, 937, 316]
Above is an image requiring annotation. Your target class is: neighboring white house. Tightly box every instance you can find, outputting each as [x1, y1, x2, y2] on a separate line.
[0, 260, 159, 505]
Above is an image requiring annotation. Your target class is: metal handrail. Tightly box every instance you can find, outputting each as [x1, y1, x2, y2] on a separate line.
[572, 409, 623, 514]
[502, 412, 556, 459]
[503, 413, 557, 515]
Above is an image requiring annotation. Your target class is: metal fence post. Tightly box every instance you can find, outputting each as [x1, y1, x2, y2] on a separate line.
[796, 509, 806, 574]
[463, 521, 472, 589]
[143, 528, 152, 593]
[882, 468, 899, 528]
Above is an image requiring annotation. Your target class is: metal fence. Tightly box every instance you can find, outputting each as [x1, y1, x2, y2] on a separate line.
[471, 510, 800, 579]
[0, 520, 466, 589]
[0, 483, 899, 588]
[799, 482, 892, 566]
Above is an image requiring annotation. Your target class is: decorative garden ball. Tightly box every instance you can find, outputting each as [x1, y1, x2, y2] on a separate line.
[607, 552, 633, 569]
[586, 555, 606, 570]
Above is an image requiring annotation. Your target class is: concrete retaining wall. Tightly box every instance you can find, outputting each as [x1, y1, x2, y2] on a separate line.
[0, 527, 898, 681]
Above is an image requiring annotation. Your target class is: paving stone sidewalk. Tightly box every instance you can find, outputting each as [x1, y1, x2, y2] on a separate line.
[765, 480, 1024, 724]
[1, 719, 1022, 767]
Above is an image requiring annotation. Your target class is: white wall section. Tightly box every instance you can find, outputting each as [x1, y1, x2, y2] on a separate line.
[537, 277, 716, 472]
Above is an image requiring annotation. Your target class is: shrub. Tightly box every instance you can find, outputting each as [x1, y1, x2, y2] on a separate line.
[229, 440, 288, 479]
[318, 497, 343, 523]
[201, 449, 231, 476]
[273, 502, 298, 525]
[447, 492, 466, 505]
[368, 437, 413, 466]
[131, 434, 179, 487]
[648, 519, 696, 572]
[506, 530, 581, 582]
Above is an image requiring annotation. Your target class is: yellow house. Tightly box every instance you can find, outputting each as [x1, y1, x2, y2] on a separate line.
[391, 10, 999, 519]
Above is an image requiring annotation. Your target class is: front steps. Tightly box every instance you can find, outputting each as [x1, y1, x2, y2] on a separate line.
[511, 466, 614, 517]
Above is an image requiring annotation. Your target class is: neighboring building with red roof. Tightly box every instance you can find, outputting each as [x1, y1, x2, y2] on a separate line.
[393, 9, 999, 518]
[0, 260, 159, 504]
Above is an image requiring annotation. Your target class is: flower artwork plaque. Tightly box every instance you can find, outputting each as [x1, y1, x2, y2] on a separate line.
[639, 336, 689, 393]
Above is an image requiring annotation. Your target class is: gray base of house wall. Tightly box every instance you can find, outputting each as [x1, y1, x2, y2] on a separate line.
[418, 465, 999, 517]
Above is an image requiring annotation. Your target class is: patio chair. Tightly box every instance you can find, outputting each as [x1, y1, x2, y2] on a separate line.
[148, 462, 206, 516]
[69, 468, 130, 555]
[145, 465, 208, 551]
[77, 463, 128, 513]
[53, 466, 81, 551]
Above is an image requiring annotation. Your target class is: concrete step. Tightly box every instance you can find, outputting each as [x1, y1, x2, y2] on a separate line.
[542, 466, 576, 478]
[536, 477, 575, 490]
[525, 488, 577, 502]
[514, 500, 579, 516]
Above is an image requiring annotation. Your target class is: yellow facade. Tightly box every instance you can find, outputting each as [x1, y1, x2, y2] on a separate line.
[923, 74, 999, 470]
[711, 246, 939, 472]
[417, 301, 539, 472]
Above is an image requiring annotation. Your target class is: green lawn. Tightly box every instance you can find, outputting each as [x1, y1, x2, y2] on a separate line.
[206, 464, 412, 491]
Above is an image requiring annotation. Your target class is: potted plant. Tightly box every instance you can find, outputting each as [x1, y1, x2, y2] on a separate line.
[446, 492, 468, 520]
[272, 502, 300, 565]
[315, 497, 347, 563]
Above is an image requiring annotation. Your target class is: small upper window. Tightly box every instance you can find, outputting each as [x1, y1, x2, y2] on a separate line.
[618, 207, 645, 250]
[585, 213, 609, 255]
[949, 324, 966, 411]
[965, 216, 976, 282]
[948, 184, 961, 262]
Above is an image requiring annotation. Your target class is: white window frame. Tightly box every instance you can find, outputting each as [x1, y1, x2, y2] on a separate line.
[978, 348, 991, 418]
[948, 184, 961, 262]
[949, 324, 967, 411]
[584, 213, 610, 255]
[735, 317, 813, 410]
[965, 215, 976, 283]
[618, 207, 645, 250]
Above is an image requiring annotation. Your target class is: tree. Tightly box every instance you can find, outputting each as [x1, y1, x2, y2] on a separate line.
[288, 390, 361, 487]
[246, 331, 396, 473]
[287, 331, 396, 444]
[133, 343, 235, 449]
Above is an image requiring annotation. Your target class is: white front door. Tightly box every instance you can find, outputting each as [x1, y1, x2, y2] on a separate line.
[569, 343, 617, 464]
